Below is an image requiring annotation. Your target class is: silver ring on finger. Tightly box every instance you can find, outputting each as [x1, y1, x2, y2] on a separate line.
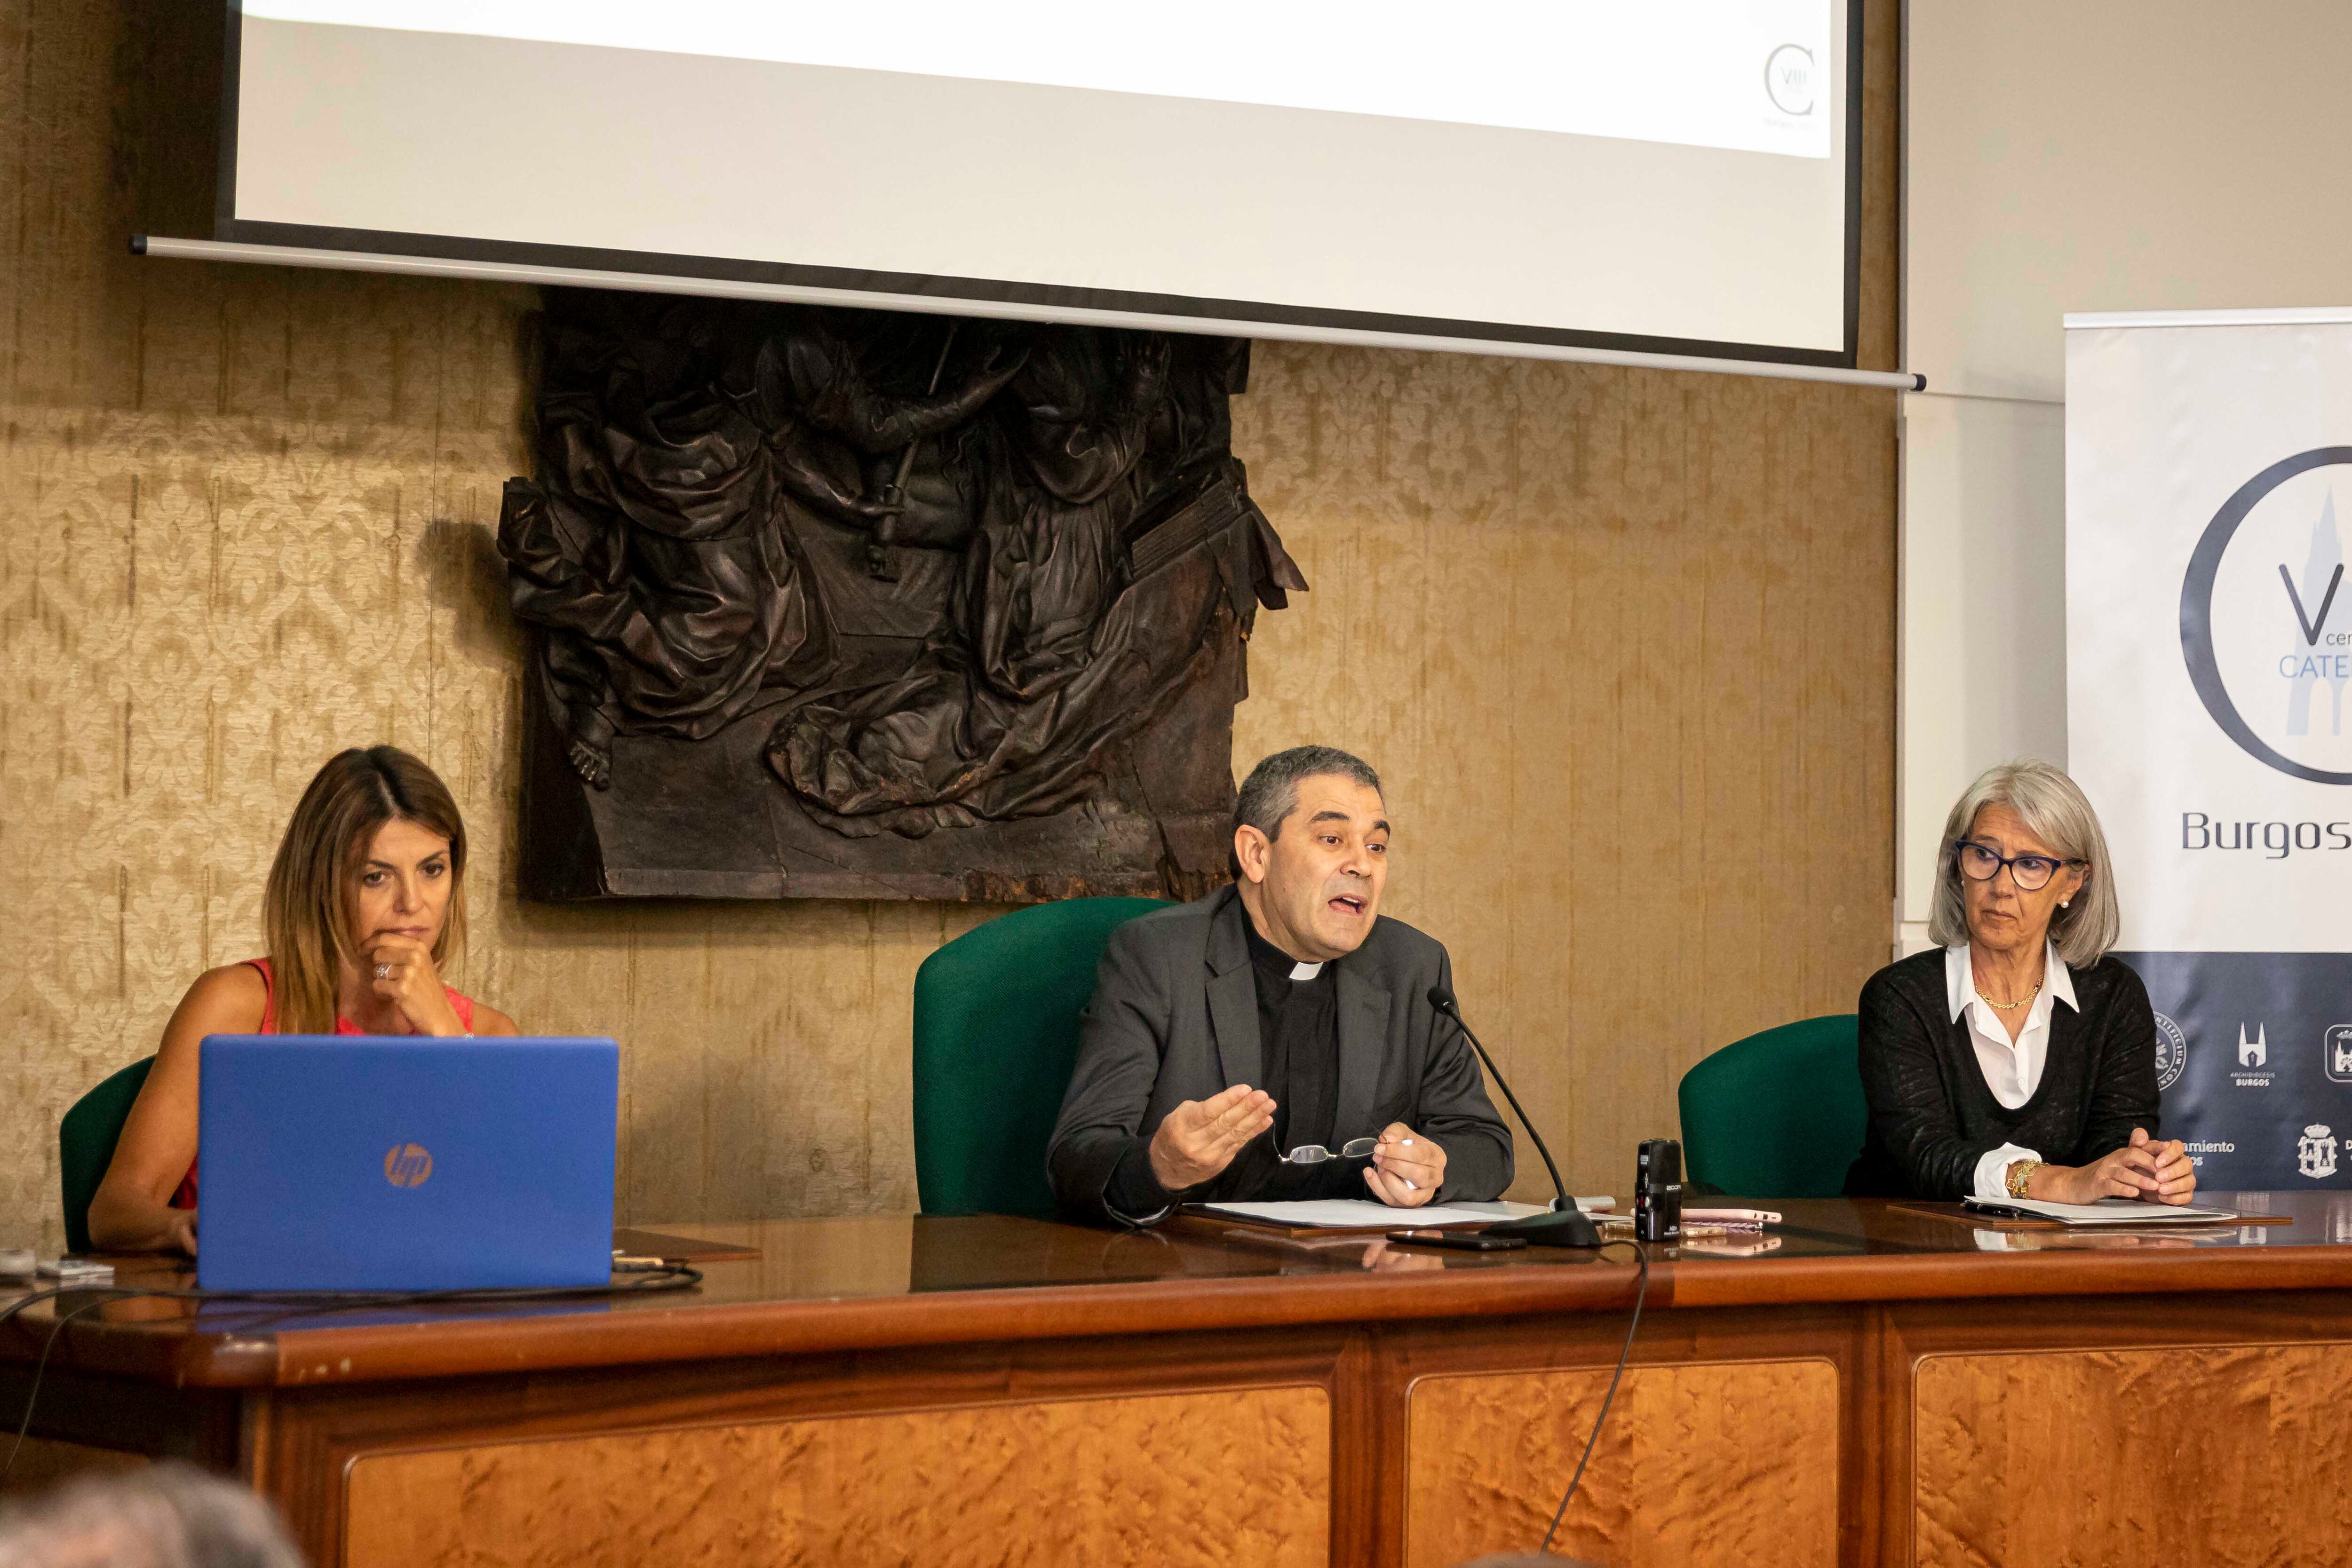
[375, 963, 393, 981]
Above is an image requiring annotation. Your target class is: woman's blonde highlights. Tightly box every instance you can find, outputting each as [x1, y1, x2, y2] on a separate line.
[262, 748, 468, 1034]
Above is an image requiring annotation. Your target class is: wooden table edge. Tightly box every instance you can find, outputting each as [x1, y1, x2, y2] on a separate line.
[30, 1226, 2352, 1389]
[1667, 1244, 2352, 1306]
[15, 1261, 1658, 1388]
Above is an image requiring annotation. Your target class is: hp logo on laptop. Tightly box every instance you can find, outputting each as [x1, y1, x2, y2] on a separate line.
[383, 1143, 434, 1188]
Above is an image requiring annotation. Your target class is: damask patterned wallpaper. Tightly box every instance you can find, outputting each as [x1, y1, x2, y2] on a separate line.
[0, 0, 1897, 1250]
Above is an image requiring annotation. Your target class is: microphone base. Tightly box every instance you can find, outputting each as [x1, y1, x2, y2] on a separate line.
[1482, 1208, 1604, 1248]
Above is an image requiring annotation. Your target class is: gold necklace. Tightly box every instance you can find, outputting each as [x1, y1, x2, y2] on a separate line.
[1975, 982, 2041, 1012]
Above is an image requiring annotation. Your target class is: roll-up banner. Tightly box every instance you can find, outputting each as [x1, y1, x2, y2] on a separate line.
[2068, 310, 2352, 1190]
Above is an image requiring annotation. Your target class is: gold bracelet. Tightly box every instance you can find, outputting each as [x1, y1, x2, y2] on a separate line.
[2005, 1159, 2040, 1200]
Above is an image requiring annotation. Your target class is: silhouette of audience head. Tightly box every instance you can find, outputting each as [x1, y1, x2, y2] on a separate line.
[0, 1463, 302, 1568]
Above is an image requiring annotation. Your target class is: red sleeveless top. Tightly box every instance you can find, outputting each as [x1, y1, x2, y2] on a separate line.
[170, 958, 477, 1210]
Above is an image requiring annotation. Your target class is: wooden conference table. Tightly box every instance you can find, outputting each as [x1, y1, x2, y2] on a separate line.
[11, 1194, 2352, 1568]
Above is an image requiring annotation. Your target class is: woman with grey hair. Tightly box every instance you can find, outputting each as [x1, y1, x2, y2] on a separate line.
[0, 1462, 304, 1568]
[1845, 760, 2197, 1204]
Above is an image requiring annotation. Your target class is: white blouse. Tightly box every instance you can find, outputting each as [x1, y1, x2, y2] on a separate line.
[1943, 942, 2078, 1200]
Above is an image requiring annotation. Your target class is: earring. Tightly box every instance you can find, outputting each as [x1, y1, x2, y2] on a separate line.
[2060, 899, 2071, 908]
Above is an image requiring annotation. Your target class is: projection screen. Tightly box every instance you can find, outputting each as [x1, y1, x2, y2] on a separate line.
[209, 1, 1862, 366]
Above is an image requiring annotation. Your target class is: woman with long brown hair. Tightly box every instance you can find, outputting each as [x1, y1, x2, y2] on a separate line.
[87, 748, 518, 1254]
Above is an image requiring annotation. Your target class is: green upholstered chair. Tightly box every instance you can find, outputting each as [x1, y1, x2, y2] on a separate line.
[1677, 1015, 1865, 1199]
[59, 1057, 156, 1255]
[913, 897, 1169, 1216]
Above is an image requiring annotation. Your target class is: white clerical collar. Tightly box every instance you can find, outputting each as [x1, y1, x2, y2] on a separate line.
[1289, 960, 1323, 981]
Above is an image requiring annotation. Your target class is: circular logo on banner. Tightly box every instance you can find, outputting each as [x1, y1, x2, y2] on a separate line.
[2153, 1012, 2189, 1091]
[2179, 446, 2352, 783]
[1764, 44, 1815, 115]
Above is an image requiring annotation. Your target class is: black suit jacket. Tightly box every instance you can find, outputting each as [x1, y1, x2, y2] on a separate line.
[1845, 947, 2161, 1200]
[1047, 886, 1515, 1225]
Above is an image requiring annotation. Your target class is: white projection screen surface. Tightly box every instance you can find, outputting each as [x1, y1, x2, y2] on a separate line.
[220, 1, 1862, 363]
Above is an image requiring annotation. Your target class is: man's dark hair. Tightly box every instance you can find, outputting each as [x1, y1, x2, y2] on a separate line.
[1230, 745, 1384, 876]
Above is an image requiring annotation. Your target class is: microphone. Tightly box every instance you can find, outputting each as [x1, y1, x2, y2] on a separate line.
[1428, 985, 1600, 1248]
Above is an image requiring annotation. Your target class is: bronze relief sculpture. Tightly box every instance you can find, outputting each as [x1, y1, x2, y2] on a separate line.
[498, 292, 1304, 901]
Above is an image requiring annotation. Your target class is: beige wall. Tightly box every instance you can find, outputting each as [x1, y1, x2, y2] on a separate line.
[1, 0, 1897, 1250]
[1907, 0, 2352, 404]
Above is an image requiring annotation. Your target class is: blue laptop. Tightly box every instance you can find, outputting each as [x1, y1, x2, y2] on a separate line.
[197, 1034, 619, 1292]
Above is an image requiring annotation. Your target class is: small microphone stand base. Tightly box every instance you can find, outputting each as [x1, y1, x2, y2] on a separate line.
[1482, 1204, 1604, 1248]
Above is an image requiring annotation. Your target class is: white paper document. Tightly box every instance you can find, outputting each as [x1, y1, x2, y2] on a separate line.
[1963, 1197, 2241, 1226]
[1188, 1199, 1549, 1229]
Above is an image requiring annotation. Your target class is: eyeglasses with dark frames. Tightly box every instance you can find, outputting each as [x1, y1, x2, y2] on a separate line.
[1955, 840, 2082, 892]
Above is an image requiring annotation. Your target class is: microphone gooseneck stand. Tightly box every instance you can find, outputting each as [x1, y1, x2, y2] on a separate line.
[1428, 985, 1648, 1554]
[1426, 985, 1602, 1247]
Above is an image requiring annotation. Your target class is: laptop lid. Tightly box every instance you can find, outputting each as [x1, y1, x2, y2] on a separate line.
[196, 1035, 619, 1292]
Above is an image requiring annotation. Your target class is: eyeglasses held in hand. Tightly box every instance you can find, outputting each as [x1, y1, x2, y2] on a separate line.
[1955, 839, 2081, 892]
[1280, 1137, 1378, 1165]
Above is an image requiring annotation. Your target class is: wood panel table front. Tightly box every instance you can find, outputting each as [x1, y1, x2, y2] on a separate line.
[8, 1194, 2352, 1568]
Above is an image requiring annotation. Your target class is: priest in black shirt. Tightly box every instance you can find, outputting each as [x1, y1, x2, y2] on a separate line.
[1245, 919, 1343, 1171]
[1049, 746, 1515, 1226]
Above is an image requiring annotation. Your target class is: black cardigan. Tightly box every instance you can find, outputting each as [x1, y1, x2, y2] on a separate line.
[1844, 948, 2161, 1201]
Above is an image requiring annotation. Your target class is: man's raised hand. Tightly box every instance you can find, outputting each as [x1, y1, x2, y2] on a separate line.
[1149, 1085, 1276, 1191]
